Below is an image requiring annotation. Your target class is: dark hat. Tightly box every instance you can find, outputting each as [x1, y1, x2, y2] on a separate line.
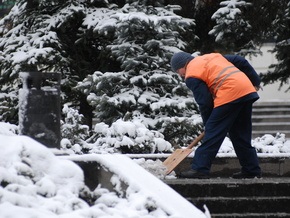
[170, 52, 194, 72]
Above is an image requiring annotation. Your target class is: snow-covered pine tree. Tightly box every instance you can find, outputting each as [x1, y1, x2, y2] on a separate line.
[0, 0, 122, 125]
[209, 0, 256, 55]
[0, 0, 80, 122]
[262, 0, 290, 92]
[77, 0, 203, 152]
[61, 104, 89, 146]
[0, 0, 202, 153]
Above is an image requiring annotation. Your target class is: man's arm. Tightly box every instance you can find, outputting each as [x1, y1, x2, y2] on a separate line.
[224, 55, 261, 88]
[185, 77, 213, 125]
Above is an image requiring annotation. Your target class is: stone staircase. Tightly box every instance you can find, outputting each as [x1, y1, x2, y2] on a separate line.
[252, 101, 290, 139]
[164, 177, 290, 218]
[162, 156, 290, 218]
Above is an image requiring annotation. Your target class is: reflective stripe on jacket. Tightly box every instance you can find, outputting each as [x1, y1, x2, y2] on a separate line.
[185, 53, 257, 108]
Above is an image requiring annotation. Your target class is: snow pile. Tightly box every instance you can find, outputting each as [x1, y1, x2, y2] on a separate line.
[252, 133, 290, 154]
[133, 158, 167, 179]
[0, 122, 19, 136]
[0, 134, 207, 218]
[213, 133, 290, 155]
[67, 154, 207, 218]
[0, 135, 86, 217]
[217, 137, 234, 153]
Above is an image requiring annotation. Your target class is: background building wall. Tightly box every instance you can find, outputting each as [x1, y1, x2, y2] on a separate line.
[247, 44, 289, 102]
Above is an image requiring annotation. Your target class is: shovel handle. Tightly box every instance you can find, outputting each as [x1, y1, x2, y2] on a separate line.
[187, 131, 205, 149]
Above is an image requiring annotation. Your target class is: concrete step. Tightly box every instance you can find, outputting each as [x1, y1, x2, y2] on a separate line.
[253, 101, 290, 108]
[164, 178, 290, 217]
[169, 155, 290, 178]
[164, 178, 290, 198]
[212, 213, 290, 218]
[162, 155, 290, 217]
[252, 101, 290, 139]
[252, 122, 290, 131]
[252, 108, 290, 116]
[252, 115, 290, 123]
[188, 196, 290, 214]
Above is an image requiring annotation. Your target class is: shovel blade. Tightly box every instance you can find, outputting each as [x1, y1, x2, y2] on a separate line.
[163, 148, 193, 175]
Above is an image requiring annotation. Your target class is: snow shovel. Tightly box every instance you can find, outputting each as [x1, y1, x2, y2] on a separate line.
[163, 132, 205, 175]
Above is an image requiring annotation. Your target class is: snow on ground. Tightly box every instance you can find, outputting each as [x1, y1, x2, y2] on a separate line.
[0, 123, 208, 218]
[0, 121, 290, 218]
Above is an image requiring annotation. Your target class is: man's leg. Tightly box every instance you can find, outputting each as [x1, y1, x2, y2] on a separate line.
[229, 101, 261, 176]
[190, 103, 242, 175]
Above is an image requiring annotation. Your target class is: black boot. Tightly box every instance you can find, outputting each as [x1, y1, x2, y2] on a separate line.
[178, 169, 210, 179]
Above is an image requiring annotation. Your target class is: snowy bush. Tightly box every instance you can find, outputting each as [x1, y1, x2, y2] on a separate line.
[0, 91, 18, 124]
[61, 105, 89, 140]
[89, 119, 172, 154]
[156, 115, 203, 148]
[61, 105, 90, 147]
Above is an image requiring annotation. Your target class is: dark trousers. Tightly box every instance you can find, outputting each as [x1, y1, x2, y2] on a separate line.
[191, 100, 261, 175]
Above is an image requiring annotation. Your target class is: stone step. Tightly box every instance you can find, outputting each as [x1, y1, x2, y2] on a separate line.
[212, 213, 290, 218]
[252, 102, 290, 138]
[164, 178, 290, 198]
[252, 122, 290, 131]
[252, 108, 290, 116]
[252, 115, 290, 123]
[163, 155, 290, 217]
[188, 196, 290, 214]
[253, 101, 290, 108]
[164, 178, 290, 217]
[169, 156, 290, 178]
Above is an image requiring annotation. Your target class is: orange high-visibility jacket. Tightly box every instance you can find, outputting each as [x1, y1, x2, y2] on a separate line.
[185, 53, 257, 108]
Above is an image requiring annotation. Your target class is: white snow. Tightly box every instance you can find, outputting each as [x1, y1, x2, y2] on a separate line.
[0, 1, 290, 217]
[0, 132, 208, 218]
[92, 119, 172, 153]
[66, 154, 207, 218]
[1, 121, 290, 217]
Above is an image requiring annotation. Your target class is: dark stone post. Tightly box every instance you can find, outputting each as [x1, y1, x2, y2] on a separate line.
[19, 72, 61, 148]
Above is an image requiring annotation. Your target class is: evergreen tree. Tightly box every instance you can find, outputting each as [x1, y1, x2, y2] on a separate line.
[0, 0, 122, 125]
[209, 0, 256, 55]
[262, 0, 290, 91]
[0, 0, 15, 18]
[77, 0, 203, 149]
[0, 0, 81, 122]
[61, 104, 89, 145]
[191, 0, 220, 53]
[0, 0, 202, 153]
